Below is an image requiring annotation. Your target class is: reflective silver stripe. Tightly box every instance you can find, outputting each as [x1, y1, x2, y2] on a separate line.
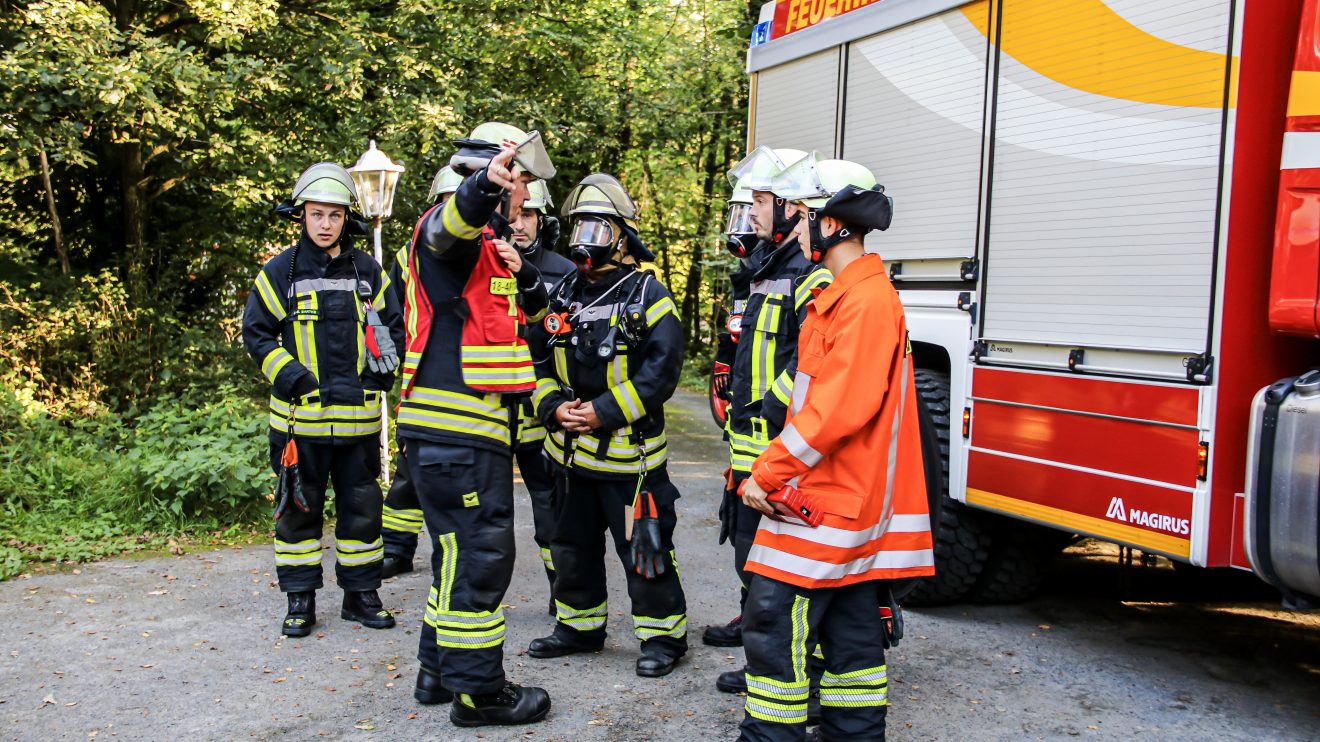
[293, 277, 358, 294]
[791, 371, 812, 415]
[878, 356, 910, 534]
[746, 678, 809, 700]
[818, 689, 888, 706]
[747, 543, 934, 580]
[576, 303, 624, 322]
[435, 608, 505, 627]
[780, 424, 822, 467]
[750, 278, 793, 296]
[758, 513, 930, 548]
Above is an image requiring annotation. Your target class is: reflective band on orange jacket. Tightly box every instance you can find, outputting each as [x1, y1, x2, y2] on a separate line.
[402, 208, 535, 397]
[747, 253, 934, 589]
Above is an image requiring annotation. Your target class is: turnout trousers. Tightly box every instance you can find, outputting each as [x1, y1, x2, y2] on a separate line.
[381, 438, 424, 562]
[269, 436, 384, 593]
[739, 576, 889, 742]
[547, 468, 688, 659]
[406, 438, 515, 695]
[517, 445, 559, 593]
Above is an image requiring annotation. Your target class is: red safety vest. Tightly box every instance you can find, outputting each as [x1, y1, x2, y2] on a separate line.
[402, 207, 536, 397]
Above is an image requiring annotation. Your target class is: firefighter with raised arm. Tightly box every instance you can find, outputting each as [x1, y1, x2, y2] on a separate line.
[705, 148, 831, 686]
[737, 154, 934, 742]
[242, 162, 405, 637]
[524, 174, 689, 678]
[380, 164, 464, 579]
[396, 123, 555, 727]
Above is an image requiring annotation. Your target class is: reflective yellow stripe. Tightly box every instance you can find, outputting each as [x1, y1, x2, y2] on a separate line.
[267, 392, 383, 437]
[440, 197, 483, 241]
[556, 599, 608, 631]
[632, 613, 687, 640]
[255, 271, 286, 320]
[261, 348, 296, 384]
[437, 533, 457, 611]
[373, 270, 390, 311]
[463, 344, 535, 363]
[552, 346, 569, 382]
[533, 377, 561, 411]
[645, 297, 676, 327]
[545, 430, 669, 474]
[819, 664, 889, 709]
[794, 268, 831, 310]
[275, 538, 322, 567]
[769, 371, 793, 406]
[336, 538, 384, 567]
[609, 380, 645, 424]
[539, 547, 555, 572]
[383, 507, 424, 534]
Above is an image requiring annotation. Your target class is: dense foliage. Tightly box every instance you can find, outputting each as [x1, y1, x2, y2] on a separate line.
[0, 0, 754, 574]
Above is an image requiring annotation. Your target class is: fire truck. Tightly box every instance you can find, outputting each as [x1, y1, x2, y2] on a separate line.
[740, 0, 1320, 606]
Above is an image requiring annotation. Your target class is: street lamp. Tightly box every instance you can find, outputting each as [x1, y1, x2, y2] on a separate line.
[349, 140, 405, 486]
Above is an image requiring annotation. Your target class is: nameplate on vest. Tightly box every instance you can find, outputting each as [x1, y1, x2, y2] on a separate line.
[489, 277, 518, 296]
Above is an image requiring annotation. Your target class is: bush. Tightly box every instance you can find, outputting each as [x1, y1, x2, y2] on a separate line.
[0, 388, 271, 579]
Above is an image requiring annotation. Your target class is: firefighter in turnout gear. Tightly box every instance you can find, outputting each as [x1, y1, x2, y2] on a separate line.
[398, 123, 555, 727]
[510, 178, 576, 607]
[710, 173, 764, 433]
[738, 154, 934, 742]
[524, 173, 690, 679]
[706, 148, 831, 678]
[381, 164, 463, 579]
[242, 161, 406, 638]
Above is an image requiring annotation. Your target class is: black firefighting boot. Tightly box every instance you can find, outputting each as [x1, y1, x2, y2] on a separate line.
[449, 683, 552, 727]
[414, 666, 453, 705]
[381, 554, 414, 579]
[716, 666, 747, 693]
[636, 650, 680, 678]
[528, 633, 603, 659]
[341, 589, 396, 629]
[281, 591, 316, 637]
[702, 614, 743, 647]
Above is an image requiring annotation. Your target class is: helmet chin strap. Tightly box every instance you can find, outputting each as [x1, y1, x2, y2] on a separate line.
[806, 210, 852, 264]
[772, 197, 801, 244]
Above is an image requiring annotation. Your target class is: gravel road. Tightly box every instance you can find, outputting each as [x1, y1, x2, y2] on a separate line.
[2, 390, 1317, 741]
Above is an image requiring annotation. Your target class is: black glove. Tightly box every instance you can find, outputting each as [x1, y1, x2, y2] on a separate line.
[717, 485, 738, 545]
[880, 584, 904, 649]
[630, 491, 666, 580]
[273, 438, 310, 520]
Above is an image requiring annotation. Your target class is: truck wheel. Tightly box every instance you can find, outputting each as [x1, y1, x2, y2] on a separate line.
[895, 369, 993, 606]
[966, 520, 1073, 603]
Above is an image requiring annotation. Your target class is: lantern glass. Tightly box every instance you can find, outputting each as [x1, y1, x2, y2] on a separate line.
[348, 140, 405, 219]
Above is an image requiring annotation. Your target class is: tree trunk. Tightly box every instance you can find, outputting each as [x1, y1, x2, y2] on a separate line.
[120, 142, 149, 290]
[37, 141, 68, 275]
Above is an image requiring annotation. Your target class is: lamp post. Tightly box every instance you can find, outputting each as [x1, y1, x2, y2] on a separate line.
[349, 140, 405, 485]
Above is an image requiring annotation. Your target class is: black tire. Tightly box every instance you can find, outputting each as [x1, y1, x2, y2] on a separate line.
[895, 369, 994, 606]
[966, 520, 1072, 603]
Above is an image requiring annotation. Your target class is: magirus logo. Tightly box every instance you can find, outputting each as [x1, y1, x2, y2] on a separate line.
[1105, 497, 1190, 536]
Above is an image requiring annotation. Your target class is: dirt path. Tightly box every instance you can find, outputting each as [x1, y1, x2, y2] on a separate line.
[1, 390, 1317, 740]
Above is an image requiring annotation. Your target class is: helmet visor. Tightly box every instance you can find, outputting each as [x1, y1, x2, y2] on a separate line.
[569, 216, 617, 248]
[724, 203, 754, 236]
[513, 131, 557, 180]
[770, 151, 831, 203]
[726, 145, 784, 191]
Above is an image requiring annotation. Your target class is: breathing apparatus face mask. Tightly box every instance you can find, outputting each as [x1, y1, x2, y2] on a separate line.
[724, 202, 758, 258]
[569, 216, 620, 270]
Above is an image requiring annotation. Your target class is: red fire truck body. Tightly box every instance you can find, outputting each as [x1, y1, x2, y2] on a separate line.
[744, 0, 1320, 602]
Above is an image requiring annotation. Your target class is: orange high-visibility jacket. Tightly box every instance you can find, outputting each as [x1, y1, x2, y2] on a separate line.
[747, 253, 935, 589]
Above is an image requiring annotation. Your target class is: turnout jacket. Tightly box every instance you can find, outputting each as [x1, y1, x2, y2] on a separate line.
[515, 242, 577, 450]
[395, 169, 549, 454]
[748, 254, 935, 588]
[243, 234, 404, 443]
[726, 238, 831, 474]
[528, 266, 684, 481]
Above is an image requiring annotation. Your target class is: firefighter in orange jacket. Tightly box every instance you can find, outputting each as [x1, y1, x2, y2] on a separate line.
[737, 154, 935, 742]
